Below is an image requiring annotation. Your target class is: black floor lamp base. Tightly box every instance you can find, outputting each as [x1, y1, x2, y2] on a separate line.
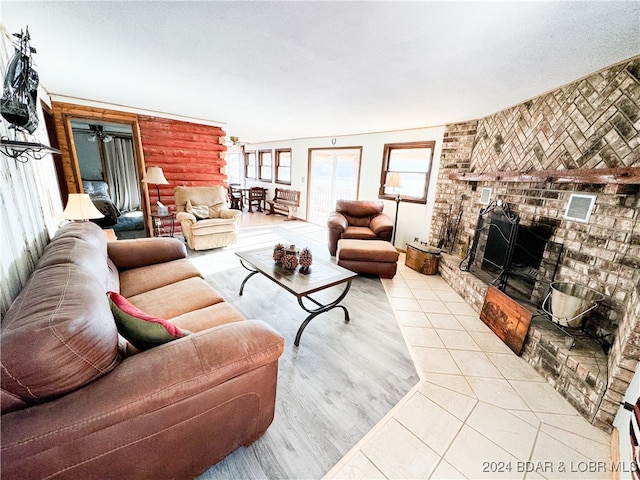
[392, 195, 400, 246]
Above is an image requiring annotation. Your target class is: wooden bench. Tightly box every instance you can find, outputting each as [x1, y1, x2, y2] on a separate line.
[266, 188, 301, 220]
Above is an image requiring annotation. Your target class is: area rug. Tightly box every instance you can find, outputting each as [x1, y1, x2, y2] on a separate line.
[195, 227, 418, 479]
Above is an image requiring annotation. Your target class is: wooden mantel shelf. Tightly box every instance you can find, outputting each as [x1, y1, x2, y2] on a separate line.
[449, 167, 640, 184]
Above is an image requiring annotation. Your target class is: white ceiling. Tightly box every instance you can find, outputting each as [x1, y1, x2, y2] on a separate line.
[2, 1, 639, 144]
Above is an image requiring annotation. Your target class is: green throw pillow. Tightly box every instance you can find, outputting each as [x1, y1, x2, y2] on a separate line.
[107, 291, 190, 350]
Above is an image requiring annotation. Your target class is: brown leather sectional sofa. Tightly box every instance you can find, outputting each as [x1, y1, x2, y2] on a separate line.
[1, 222, 284, 479]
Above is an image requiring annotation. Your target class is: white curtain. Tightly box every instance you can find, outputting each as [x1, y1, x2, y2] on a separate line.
[103, 137, 140, 213]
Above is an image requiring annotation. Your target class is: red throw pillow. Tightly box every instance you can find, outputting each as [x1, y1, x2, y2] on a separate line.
[107, 291, 189, 350]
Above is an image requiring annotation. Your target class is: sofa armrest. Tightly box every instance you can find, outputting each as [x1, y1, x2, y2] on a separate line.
[176, 211, 197, 224]
[327, 211, 349, 256]
[1, 320, 285, 479]
[370, 213, 394, 235]
[327, 211, 348, 232]
[108, 237, 187, 271]
[218, 209, 242, 220]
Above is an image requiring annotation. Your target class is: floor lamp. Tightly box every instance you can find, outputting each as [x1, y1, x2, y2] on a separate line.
[141, 166, 169, 212]
[385, 172, 402, 246]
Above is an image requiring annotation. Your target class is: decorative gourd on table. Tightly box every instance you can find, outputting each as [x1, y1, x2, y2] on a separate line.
[299, 247, 313, 273]
[273, 243, 285, 264]
[281, 245, 299, 270]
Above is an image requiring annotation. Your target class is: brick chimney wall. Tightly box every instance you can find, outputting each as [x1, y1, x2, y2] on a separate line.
[429, 56, 640, 430]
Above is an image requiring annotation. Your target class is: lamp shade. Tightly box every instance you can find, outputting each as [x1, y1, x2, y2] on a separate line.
[61, 194, 104, 221]
[141, 166, 169, 185]
[385, 172, 402, 188]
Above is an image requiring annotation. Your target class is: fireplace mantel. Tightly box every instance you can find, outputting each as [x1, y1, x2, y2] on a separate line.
[449, 167, 640, 185]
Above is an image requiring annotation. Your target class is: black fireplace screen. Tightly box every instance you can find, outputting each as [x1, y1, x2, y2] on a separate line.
[460, 201, 563, 305]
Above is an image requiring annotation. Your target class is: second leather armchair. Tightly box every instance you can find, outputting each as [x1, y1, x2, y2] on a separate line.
[327, 199, 394, 256]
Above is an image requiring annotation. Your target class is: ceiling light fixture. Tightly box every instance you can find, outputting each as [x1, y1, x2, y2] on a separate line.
[87, 125, 113, 143]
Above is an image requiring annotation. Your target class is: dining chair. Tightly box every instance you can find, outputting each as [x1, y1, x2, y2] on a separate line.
[228, 185, 243, 210]
[248, 187, 266, 213]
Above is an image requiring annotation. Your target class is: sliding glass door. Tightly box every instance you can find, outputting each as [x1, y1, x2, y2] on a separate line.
[307, 147, 361, 226]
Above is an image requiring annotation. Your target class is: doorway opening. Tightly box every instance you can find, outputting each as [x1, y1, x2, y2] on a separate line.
[70, 119, 145, 238]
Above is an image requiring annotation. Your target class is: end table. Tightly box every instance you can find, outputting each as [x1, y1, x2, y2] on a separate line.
[151, 212, 175, 237]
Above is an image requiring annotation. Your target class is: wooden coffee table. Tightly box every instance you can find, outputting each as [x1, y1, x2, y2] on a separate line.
[235, 247, 357, 346]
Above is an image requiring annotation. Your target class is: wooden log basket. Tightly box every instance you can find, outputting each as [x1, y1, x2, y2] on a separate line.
[405, 242, 441, 275]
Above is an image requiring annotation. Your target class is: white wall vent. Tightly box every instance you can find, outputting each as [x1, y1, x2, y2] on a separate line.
[564, 193, 596, 223]
[479, 187, 492, 205]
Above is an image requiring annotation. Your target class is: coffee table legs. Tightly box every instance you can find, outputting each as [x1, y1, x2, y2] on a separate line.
[237, 260, 353, 347]
[238, 263, 259, 296]
[294, 279, 352, 346]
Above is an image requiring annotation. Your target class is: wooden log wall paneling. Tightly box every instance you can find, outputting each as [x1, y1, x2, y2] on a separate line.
[137, 116, 227, 216]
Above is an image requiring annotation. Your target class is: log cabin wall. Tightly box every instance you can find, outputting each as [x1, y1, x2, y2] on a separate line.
[428, 55, 640, 430]
[137, 115, 227, 235]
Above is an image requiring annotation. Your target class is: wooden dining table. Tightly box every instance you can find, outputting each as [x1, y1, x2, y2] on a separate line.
[232, 186, 267, 212]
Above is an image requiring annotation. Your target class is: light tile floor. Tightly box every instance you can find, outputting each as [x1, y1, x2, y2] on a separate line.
[324, 255, 612, 480]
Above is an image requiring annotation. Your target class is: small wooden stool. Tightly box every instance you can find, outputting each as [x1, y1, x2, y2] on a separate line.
[336, 239, 399, 279]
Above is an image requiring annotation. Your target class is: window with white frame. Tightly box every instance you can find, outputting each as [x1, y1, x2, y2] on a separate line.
[258, 150, 272, 182]
[379, 141, 435, 203]
[275, 149, 291, 185]
[245, 150, 256, 180]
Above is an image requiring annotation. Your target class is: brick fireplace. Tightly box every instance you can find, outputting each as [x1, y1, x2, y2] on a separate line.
[429, 56, 640, 431]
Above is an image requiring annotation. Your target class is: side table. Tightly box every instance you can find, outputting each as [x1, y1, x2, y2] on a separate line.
[103, 228, 117, 241]
[151, 212, 175, 237]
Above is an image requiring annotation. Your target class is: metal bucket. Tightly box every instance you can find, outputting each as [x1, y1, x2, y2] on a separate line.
[547, 282, 604, 327]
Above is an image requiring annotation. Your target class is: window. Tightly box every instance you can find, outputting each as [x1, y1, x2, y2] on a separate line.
[379, 141, 435, 204]
[245, 150, 256, 180]
[275, 149, 292, 185]
[258, 150, 272, 181]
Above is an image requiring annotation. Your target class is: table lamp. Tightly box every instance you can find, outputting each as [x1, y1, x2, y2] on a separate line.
[141, 166, 169, 206]
[61, 193, 104, 222]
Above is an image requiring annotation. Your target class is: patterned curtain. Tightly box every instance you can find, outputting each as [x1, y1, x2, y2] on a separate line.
[103, 136, 140, 213]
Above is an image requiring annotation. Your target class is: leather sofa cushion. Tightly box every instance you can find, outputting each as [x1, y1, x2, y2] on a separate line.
[1, 264, 120, 413]
[36, 222, 109, 289]
[127, 277, 225, 320]
[342, 226, 379, 240]
[336, 200, 384, 227]
[118, 258, 202, 298]
[108, 237, 188, 272]
[171, 302, 245, 332]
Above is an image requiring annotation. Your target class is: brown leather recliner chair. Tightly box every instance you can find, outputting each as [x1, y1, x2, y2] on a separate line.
[327, 200, 394, 256]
